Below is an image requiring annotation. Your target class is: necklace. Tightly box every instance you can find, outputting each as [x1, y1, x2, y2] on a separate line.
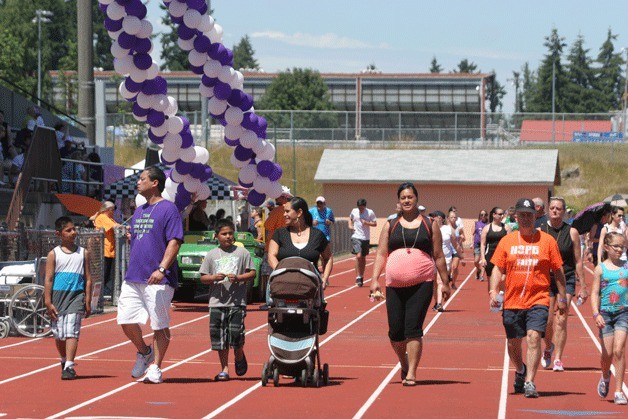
[545, 221, 565, 246]
[402, 222, 420, 254]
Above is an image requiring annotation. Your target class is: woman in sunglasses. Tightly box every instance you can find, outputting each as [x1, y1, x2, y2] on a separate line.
[473, 210, 489, 280]
[480, 207, 511, 282]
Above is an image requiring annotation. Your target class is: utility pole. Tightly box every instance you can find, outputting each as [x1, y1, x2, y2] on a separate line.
[77, 2, 95, 144]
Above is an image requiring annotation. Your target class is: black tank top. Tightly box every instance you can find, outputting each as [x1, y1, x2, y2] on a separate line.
[388, 215, 433, 256]
[485, 223, 507, 256]
[543, 222, 575, 276]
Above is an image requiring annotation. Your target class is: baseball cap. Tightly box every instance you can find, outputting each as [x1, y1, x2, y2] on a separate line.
[515, 198, 536, 213]
[316, 196, 325, 203]
[429, 210, 446, 219]
[418, 205, 426, 211]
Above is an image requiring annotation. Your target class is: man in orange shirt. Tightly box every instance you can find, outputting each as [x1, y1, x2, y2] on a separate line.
[489, 198, 567, 399]
[93, 201, 120, 305]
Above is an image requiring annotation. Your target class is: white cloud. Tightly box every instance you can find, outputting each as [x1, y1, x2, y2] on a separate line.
[251, 31, 388, 50]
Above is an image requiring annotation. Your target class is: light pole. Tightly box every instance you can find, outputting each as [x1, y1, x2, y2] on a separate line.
[551, 60, 556, 144]
[32, 9, 53, 105]
[622, 47, 628, 135]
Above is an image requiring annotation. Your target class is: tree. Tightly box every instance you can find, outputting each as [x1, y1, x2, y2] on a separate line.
[594, 29, 625, 111]
[453, 59, 478, 73]
[90, 0, 113, 70]
[486, 74, 506, 113]
[0, 28, 27, 90]
[520, 62, 537, 113]
[526, 28, 567, 113]
[159, 3, 190, 71]
[563, 34, 600, 113]
[232, 35, 259, 71]
[429, 57, 442, 73]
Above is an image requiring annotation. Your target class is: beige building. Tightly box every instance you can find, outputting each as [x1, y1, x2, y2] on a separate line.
[315, 149, 560, 244]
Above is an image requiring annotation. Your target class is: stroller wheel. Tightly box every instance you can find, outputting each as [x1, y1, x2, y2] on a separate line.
[322, 363, 329, 386]
[313, 368, 320, 388]
[261, 362, 269, 387]
[273, 367, 280, 387]
[301, 369, 308, 388]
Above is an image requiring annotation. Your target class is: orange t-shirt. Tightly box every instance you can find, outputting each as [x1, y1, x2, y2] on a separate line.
[491, 231, 563, 309]
[94, 213, 118, 258]
[264, 205, 285, 250]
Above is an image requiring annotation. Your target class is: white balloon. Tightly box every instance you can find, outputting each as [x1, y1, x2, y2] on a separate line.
[230, 153, 249, 169]
[218, 66, 235, 84]
[161, 147, 180, 163]
[122, 16, 141, 35]
[162, 188, 174, 203]
[98, 0, 115, 5]
[119, 81, 136, 100]
[170, 170, 188, 184]
[208, 23, 223, 43]
[179, 146, 196, 162]
[196, 184, 211, 201]
[110, 41, 130, 59]
[165, 178, 178, 195]
[203, 59, 222, 78]
[150, 122, 169, 137]
[188, 50, 207, 67]
[129, 67, 148, 83]
[168, 0, 188, 18]
[239, 164, 258, 184]
[163, 132, 183, 150]
[224, 107, 244, 126]
[256, 142, 276, 161]
[146, 61, 159, 80]
[199, 84, 214, 98]
[192, 146, 209, 164]
[106, 1, 126, 20]
[177, 37, 195, 51]
[231, 70, 244, 90]
[253, 176, 272, 195]
[165, 96, 178, 116]
[224, 123, 244, 140]
[135, 193, 147, 207]
[183, 9, 202, 29]
[114, 55, 133, 75]
[208, 97, 228, 116]
[152, 94, 169, 112]
[252, 139, 267, 155]
[137, 20, 153, 39]
[133, 114, 147, 122]
[239, 130, 258, 149]
[184, 177, 201, 193]
[168, 116, 184, 134]
[135, 92, 153, 109]
[267, 181, 283, 199]
[108, 29, 122, 41]
[197, 14, 215, 32]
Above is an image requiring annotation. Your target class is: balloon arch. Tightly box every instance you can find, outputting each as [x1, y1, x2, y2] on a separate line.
[98, 0, 284, 209]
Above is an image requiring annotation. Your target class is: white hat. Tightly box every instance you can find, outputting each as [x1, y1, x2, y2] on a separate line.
[418, 205, 426, 211]
[278, 186, 293, 199]
[316, 196, 325, 203]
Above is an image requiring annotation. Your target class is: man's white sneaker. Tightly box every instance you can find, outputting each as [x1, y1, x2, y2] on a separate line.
[541, 344, 554, 369]
[143, 364, 163, 384]
[131, 345, 154, 378]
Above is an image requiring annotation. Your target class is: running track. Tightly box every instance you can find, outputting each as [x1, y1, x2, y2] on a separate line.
[0, 255, 626, 418]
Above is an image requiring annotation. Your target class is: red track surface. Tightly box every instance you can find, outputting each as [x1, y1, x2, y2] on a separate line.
[1, 255, 626, 418]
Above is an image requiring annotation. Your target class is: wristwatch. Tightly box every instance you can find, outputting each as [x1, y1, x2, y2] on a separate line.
[158, 266, 166, 274]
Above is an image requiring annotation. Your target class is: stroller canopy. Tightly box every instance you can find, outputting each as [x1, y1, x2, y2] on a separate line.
[269, 257, 322, 301]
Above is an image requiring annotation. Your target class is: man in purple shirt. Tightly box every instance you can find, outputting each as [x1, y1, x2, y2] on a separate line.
[117, 166, 183, 384]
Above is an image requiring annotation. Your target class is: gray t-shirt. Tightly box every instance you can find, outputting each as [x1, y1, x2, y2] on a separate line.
[199, 245, 255, 307]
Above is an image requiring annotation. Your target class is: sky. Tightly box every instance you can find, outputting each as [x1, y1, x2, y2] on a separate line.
[145, 0, 627, 113]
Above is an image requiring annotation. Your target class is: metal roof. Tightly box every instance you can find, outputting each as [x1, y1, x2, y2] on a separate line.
[314, 149, 560, 185]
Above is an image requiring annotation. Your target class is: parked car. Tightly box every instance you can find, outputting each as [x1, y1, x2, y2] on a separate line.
[175, 231, 264, 302]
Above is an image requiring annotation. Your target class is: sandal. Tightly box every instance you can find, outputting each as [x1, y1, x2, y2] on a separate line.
[235, 354, 248, 376]
[402, 379, 417, 387]
[214, 372, 230, 381]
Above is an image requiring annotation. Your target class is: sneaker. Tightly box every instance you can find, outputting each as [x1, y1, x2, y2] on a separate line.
[524, 381, 539, 398]
[541, 344, 554, 369]
[356, 277, 363, 287]
[614, 392, 628, 405]
[143, 364, 163, 384]
[552, 359, 564, 372]
[598, 374, 611, 398]
[61, 367, 77, 380]
[436, 303, 444, 312]
[514, 364, 526, 393]
[131, 345, 154, 378]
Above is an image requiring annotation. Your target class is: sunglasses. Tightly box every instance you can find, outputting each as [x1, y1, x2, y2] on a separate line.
[494, 212, 504, 216]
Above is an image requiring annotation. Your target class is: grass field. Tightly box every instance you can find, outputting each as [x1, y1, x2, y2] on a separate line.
[115, 141, 628, 212]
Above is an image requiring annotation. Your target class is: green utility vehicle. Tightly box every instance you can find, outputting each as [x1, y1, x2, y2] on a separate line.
[175, 231, 265, 302]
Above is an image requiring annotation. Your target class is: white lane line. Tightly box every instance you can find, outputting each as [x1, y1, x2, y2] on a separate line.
[45, 270, 370, 418]
[202, 300, 386, 419]
[497, 339, 509, 419]
[353, 270, 473, 419]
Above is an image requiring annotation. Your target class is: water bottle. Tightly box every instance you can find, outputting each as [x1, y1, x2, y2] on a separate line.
[576, 296, 584, 306]
[490, 291, 504, 312]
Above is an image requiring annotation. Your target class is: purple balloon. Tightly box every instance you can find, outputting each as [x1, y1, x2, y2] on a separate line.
[175, 160, 193, 175]
[180, 132, 194, 148]
[221, 49, 234, 67]
[180, 116, 190, 131]
[125, 1, 147, 19]
[238, 94, 254, 112]
[198, 3, 208, 14]
[98, 3, 108, 13]
[224, 137, 240, 147]
[227, 89, 244, 107]
[170, 15, 184, 24]
[133, 53, 152, 70]
[133, 38, 152, 54]
[148, 129, 165, 144]
[189, 64, 204, 75]
[104, 17, 122, 32]
[213, 81, 232, 101]
[208, 43, 227, 61]
[256, 160, 274, 177]
[140, 78, 157, 95]
[146, 110, 165, 127]
[200, 166, 213, 182]
[202, 76, 219, 87]
[176, 183, 192, 199]
[117, 32, 137, 50]
[238, 178, 253, 188]
[269, 164, 283, 182]
[132, 103, 150, 117]
[153, 76, 168, 95]
[177, 24, 197, 41]
[247, 190, 266, 207]
[186, 0, 207, 11]
[125, 77, 142, 93]
[193, 35, 212, 53]
[234, 145, 253, 161]
[255, 116, 268, 138]
[240, 112, 257, 131]
[116, 0, 132, 5]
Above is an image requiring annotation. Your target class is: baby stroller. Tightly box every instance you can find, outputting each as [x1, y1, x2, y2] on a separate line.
[261, 257, 329, 387]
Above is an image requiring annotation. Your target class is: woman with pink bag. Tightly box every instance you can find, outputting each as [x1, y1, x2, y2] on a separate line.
[369, 182, 450, 386]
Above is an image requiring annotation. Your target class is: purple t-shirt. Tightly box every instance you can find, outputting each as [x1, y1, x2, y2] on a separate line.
[125, 199, 184, 288]
[473, 220, 487, 246]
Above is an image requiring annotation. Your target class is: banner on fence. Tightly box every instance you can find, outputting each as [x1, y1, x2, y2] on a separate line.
[572, 131, 624, 142]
